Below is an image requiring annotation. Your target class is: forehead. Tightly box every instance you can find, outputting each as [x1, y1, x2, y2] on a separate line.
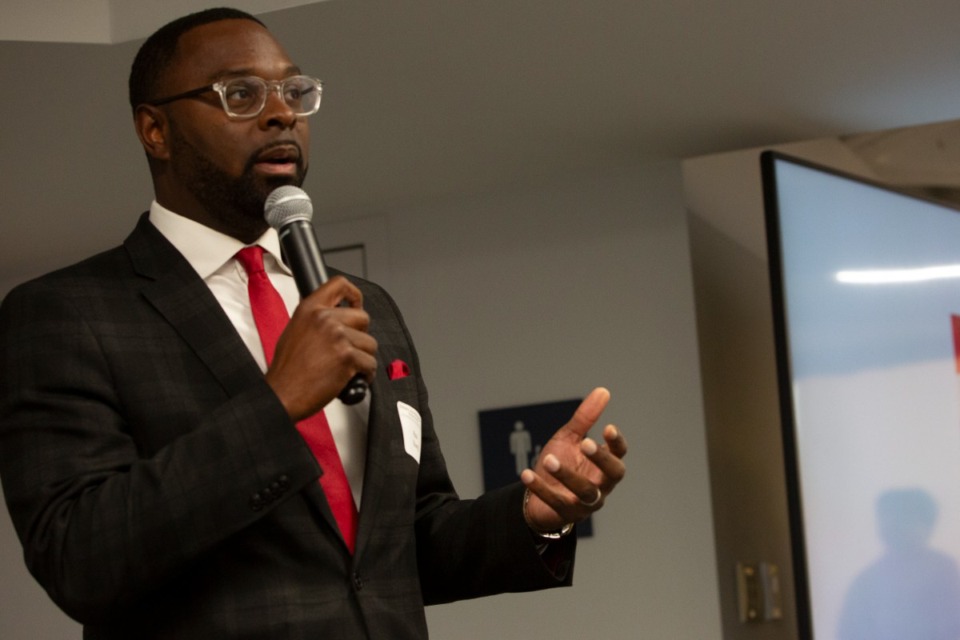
[168, 19, 298, 87]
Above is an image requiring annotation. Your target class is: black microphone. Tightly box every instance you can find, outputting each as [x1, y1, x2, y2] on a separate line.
[264, 185, 368, 405]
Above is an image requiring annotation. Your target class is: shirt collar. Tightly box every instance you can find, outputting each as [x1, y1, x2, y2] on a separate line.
[148, 200, 291, 279]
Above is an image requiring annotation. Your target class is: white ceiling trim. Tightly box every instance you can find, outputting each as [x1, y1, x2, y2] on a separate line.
[0, 0, 330, 44]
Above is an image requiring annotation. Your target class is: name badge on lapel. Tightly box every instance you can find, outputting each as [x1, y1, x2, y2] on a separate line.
[397, 401, 422, 463]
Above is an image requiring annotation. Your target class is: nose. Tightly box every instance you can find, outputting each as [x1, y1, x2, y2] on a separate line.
[259, 83, 297, 130]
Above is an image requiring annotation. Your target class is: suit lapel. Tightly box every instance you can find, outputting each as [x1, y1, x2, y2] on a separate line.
[124, 214, 264, 398]
[354, 372, 397, 556]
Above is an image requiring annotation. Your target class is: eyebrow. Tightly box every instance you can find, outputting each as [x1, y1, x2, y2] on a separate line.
[206, 65, 303, 82]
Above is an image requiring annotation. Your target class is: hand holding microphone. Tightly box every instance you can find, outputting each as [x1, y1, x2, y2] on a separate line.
[264, 186, 372, 406]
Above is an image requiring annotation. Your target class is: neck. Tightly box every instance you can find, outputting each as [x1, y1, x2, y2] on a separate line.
[153, 182, 269, 244]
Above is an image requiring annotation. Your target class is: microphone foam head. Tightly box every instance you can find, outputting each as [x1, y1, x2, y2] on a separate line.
[264, 186, 313, 228]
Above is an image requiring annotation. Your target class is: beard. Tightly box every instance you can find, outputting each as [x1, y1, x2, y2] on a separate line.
[167, 125, 307, 240]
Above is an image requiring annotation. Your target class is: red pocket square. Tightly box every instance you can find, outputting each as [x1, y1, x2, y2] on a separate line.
[387, 359, 411, 381]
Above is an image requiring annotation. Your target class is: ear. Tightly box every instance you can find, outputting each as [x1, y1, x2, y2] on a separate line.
[134, 104, 170, 161]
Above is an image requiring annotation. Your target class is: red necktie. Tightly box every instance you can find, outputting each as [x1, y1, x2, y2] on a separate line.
[235, 246, 358, 553]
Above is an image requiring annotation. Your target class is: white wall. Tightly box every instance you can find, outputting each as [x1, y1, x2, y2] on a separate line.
[0, 0, 111, 43]
[378, 164, 721, 639]
[0, 37, 146, 297]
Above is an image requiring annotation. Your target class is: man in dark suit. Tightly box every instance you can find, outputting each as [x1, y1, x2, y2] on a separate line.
[0, 8, 627, 639]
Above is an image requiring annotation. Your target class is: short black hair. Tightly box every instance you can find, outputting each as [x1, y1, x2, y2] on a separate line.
[129, 7, 265, 112]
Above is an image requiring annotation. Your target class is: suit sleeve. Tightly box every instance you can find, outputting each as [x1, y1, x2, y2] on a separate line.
[0, 275, 321, 623]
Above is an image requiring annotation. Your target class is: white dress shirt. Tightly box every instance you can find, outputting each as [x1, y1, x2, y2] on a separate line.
[149, 201, 368, 506]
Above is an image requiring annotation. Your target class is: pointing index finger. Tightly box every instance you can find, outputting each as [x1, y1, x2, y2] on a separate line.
[563, 387, 611, 439]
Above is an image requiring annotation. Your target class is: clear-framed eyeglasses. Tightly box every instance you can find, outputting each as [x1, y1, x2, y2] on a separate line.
[146, 75, 323, 119]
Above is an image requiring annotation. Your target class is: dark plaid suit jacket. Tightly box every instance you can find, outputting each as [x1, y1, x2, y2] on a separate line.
[0, 214, 573, 639]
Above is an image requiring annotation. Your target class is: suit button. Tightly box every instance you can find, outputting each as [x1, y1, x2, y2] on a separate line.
[278, 475, 290, 489]
[270, 481, 282, 493]
[352, 572, 364, 591]
[250, 492, 265, 511]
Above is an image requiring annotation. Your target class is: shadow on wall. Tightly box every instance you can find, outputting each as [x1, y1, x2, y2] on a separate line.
[838, 488, 960, 640]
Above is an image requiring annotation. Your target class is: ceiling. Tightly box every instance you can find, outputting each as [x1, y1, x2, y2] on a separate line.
[0, 0, 321, 44]
[5, 1, 960, 217]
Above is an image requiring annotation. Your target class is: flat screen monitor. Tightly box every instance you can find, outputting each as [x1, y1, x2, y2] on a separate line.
[762, 151, 960, 640]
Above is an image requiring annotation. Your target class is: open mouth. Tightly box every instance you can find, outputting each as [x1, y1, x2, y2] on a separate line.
[258, 145, 299, 163]
[253, 144, 301, 175]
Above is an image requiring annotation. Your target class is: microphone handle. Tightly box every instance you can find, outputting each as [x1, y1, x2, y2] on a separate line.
[278, 220, 369, 405]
